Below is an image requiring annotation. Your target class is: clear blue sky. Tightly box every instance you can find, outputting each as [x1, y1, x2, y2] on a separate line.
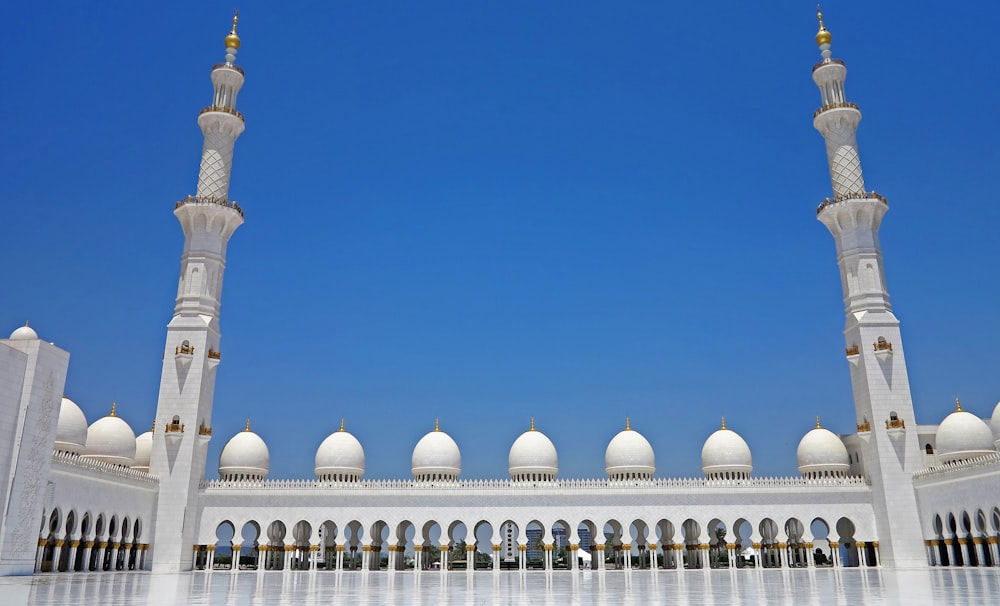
[2, 2, 998, 480]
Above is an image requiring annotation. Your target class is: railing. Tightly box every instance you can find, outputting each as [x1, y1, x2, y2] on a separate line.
[813, 101, 859, 119]
[856, 420, 871, 433]
[199, 424, 213, 436]
[176, 195, 244, 218]
[199, 105, 245, 122]
[816, 191, 888, 215]
[208, 348, 222, 360]
[885, 418, 905, 430]
[51, 450, 158, 485]
[165, 422, 185, 433]
[845, 345, 860, 356]
[913, 452, 1000, 481]
[812, 57, 846, 72]
[212, 62, 245, 76]
[873, 339, 893, 352]
[200, 475, 869, 491]
[175, 344, 195, 355]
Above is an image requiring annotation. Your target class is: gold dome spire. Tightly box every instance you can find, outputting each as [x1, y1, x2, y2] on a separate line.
[434, 418, 440, 432]
[530, 417, 536, 431]
[225, 9, 241, 49]
[815, 5, 832, 46]
[955, 398, 963, 412]
[625, 417, 631, 431]
[109, 402, 117, 417]
[339, 418, 345, 432]
[720, 416, 727, 430]
[816, 416, 822, 429]
[244, 418, 251, 432]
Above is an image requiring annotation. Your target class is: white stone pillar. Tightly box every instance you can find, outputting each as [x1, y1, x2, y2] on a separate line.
[231, 545, 242, 571]
[207, 545, 216, 571]
[829, 542, 839, 567]
[34, 539, 46, 572]
[336, 546, 344, 571]
[52, 540, 67, 572]
[492, 545, 500, 572]
[413, 546, 422, 571]
[257, 546, 268, 573]
[518, 545, 527, 570]
[989, 538, 999, 567]
[81, 541, 95, 571]
[871, 541, 880, 567]
[139, 544, 148, 570]
[466, 545, 475, 573]
[123, 544, 133, 570]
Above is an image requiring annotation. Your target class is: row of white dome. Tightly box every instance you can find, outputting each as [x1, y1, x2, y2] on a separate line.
[55, 395, 1000, 481]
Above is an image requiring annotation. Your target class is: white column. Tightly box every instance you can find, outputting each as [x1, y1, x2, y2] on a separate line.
[81, 541, 95, 571]
[989, 539, 999, 567]
[34, 539, 45, 572]
[257, 546, 267, 573]
[207, 546, 216, 571]
[492, 545, 500, 572]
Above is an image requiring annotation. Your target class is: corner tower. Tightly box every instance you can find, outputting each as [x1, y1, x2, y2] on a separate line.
[811, 9, 925, 567]
[148, 13, 246, 572]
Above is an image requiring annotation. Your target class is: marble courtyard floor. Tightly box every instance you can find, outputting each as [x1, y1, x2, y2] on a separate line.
[3, 568, 999, 605]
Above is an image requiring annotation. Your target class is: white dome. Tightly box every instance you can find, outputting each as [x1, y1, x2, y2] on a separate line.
[9, 323, 38, 340]
[315, 423, 365, 481]
[796, 422, 849, 478]
[701, 422, 752, 479]
[411, 422, 461, 481]
[82, 406, 137, 466]
[936, 402, 996, 464]
[605, 421, 655, 480]
[219, 423, 270, 480]
[508, 422, 558, 481]
[131, 429, 153, 473]
[991, 401, 1000, 448]
[55, 397, 88, 455]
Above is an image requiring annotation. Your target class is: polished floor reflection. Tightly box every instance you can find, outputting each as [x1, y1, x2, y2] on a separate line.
[3, 568, 1000, 605]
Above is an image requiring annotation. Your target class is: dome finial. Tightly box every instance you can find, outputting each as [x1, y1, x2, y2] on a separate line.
[224, 9, 241, 51]
[815, 5, 832, 47]
[339, 418, 345, 432]
[955, 397, 963, 412]
[23, 320, 29, 327]
[816, 416, 822, 429]
[109, 402, 117, 417]
[245, 418, 251, 432]
[530, 417, 535, 431]
[720, 416, 726, 430]
[434, 418, 440, 432]
[625, 417, 631, 431]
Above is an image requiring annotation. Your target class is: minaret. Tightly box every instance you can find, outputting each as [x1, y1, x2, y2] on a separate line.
[148, 12, 246, 572]
[812, 9, 926, 567]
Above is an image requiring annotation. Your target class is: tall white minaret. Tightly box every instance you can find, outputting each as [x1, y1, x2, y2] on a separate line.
[148, 12, 246, 572]
[812, 9, 926, 567]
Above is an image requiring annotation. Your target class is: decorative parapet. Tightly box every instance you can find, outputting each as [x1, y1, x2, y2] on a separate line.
[873, 338, 893, 352]
[175, 343, 195, 355]
[199, 105, 245, 123]
[816, 191, 888, 215]
[813, 100, 860, 119]
[165, 421, 185, 433]
[211, 62, 245, 76]
[50, 450, 158, 485]
[913, 452, 1000, 482]
[856, 419, 871, 433]
[885, 417, 905, 430]
[845, 344, 860, 357]
[811, 57, 846, 72]
[207, 348, 222, 360]
[200, 475, 869, 491]
[175, 195, 244, 218]
[198, 423, 213, 436]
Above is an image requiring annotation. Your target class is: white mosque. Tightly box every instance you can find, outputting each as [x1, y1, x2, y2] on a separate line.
[1, 10, 998, 577]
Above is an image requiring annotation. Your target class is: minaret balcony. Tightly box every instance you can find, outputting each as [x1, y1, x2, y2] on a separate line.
[212, 62, 245, 76]
[207, 347, 221, 369]
[175, 195, 244, 218]
[811, 57, 846, 72]
[816, 191, 887, 215]
[199, 105, 245, 123]
[812, 101, 859, 119]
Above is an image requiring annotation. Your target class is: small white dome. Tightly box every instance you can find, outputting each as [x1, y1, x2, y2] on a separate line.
[219, 422, 270, 480]
[936, 401, 996, 464]
[411, 421, 461, 481]
[605, 420, 655, 480]
[796, 421, 849, 479]
[131, 429, 153, 473]
[991, 401, 1000, 447]
[701, 421, 752, 479]
[55, 397, 88, 455]
[82, 405, 137, 466]
[9, 323, 38, 340]
[508, 421, 558, 481]
[315, 422, 365, 481]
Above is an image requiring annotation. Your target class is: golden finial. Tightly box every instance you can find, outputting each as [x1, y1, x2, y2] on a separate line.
[339, 418, 345, 432]
[625, 417, 631, 431]
[434, 418, 440, 432]
[109, 402, 117, 417]
[955, 398, 963, 412]
[720, 416, 726, 430]
[225, 9, 241, 50]
[530, 418, 536, 431]
[245, 418, 251, 432]
[815, 5, 832, 46]
[816, 416, 822, 429]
